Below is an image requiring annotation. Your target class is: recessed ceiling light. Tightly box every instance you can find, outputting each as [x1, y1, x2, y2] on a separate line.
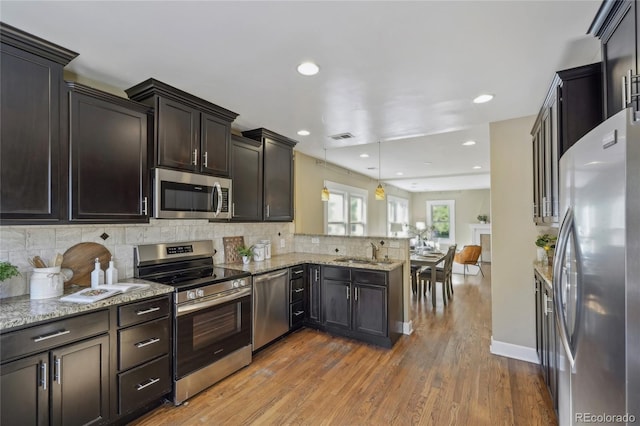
[297, 130, 310, 136]
[396, 172, 404, 176]
[462, 140, 476, 146]
[360, 153, 369, 158]
[297, 62, 319, 76]
[473, 165, 482, 169]
[473, 94, 494, 104]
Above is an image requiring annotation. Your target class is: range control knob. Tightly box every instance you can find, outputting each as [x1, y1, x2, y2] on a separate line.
[232, 280, 240, 288]
[187, 290, 196, 300]
[239, 279, 246, 287]
[196, 289, 205, 298]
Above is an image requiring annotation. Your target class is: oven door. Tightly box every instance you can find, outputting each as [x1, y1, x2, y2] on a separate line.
[175, 287, 251, 379]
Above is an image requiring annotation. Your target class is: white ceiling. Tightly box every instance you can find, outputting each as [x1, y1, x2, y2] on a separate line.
[2, 1, 602, 192]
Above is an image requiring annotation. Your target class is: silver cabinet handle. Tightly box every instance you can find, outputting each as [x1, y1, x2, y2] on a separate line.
[41, 362, 47, 391]
[355, 287, 359, 301]
[137, 377, 160, 391]
[346, 287, 349, 300]
[623, 73, 628, 109]
[136, 307, 160, 316]
[314, 269, 319, 281]
[192, 149, 198, 166]
[266, 205, 270, 218]
[142, 196, 148, 215]
[135, 337, 160, 348]
[543, 293, 553, 315]
[293, 288, 304, 293]
[293, 310, 304, 316]
[232, 202, 235, 217]
[33, 329, 70, 343]
[627, 69, 633, 108]
[203, 151, 208, 168]
[55, 357, 61, 385]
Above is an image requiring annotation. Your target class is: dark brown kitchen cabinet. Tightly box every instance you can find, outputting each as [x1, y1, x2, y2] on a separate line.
[242, 128, 298, 222]
[289, 265, 306, 330]
[531, 63, 602, 224]
[306, 264, 321, 326]
[126, 79, 238, 177]
[534, 270, 558, 410]
[67, 82, 151, 222]
[590, 0, 639, 117]
[0, 310, 110, 426]
[230, 135, 263, 221]
[320, 266, 402, 348]
[0, 23, 77, 224]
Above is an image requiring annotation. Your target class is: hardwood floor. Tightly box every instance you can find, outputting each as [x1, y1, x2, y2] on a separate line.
[131, 264, 557, 425]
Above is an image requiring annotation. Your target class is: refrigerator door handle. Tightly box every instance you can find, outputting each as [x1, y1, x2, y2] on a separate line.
[553, 207, 577, 368]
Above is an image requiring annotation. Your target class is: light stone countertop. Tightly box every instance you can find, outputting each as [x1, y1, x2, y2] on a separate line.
[0, 279, 173, 332]
[534, 262, 553, 288]
[220, 252, 404, 275]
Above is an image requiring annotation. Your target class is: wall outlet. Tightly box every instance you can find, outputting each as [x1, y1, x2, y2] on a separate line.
[311, 237, 320, 244]
[389, 241, 400, 248]
[280, 238, 285, 248]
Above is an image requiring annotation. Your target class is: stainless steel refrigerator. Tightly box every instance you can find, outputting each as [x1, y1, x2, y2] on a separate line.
[554, 107, 640, 425]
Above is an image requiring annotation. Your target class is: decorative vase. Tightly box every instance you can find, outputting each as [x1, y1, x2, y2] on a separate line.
[242, 255, 250, 265]
[546, 249, 554, 267]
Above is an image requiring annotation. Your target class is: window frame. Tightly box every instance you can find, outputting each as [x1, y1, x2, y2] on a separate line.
[323, 181, 368, 236]
[426, 199, 455, 244]
[387, 195, 409, 237]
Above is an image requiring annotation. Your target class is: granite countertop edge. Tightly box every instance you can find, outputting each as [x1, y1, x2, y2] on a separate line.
[0, 279, 173, 332]
[534, 262, 553, 287]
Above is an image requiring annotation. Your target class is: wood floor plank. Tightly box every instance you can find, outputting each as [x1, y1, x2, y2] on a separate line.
[130, 265, 557, 426]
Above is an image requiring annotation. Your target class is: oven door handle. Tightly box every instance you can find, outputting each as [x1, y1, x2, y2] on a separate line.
[177, 287, 251, 316]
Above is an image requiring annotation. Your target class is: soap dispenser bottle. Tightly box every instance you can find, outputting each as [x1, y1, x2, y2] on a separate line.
[91, 258, 104, 288]
[106, 257, 118, 285]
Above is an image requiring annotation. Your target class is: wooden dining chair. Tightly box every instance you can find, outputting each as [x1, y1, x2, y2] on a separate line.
[418, 244, 457, 305]
[453, 245, 484, 277]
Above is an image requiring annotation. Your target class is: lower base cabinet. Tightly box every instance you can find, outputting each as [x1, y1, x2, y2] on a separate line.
[319, 265, 402, 348]
[535, 270, 558, 411]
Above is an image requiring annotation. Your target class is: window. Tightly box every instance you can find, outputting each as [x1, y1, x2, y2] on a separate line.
[324, 181, 367, 236]
[387, 195, 409, 237]
[426, 200, 455, 243]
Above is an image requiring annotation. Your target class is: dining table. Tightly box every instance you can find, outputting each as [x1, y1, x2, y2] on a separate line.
[410, 251, 447, 308]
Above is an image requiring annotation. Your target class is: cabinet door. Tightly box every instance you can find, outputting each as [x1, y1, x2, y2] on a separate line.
[0, 44, 64, 222]
[353, 283, 387, 337]
[50, 335, 109, 426]
[307, 265, 321, 325]
[534, 275, 543, 364]
[322, 279, 350, 330]
[544, 286, 558, 408]
[0, 352, 49, 426]
[200, 112, 230, 176]
[532, 129, 542, 223]
[157, 97, 198, 171]
[69, 91, 148, 222]
[602, 1, 636, 118]
[263, 138, 293, 221]
[230, 136, 263, 221]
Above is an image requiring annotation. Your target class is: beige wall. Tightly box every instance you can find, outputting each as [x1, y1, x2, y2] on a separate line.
[489, 115, 539, 349]
[294, 151, 411, 237]
[411, 189, 491, 248]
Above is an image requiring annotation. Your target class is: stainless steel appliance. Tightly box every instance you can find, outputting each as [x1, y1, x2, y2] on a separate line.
[554, 108, 639, 425]
[134, 240, 251, 405]
[154, 168, 231, 219]
[252, 269, 289, 351]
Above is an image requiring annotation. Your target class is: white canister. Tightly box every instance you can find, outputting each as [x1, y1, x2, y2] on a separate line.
[30, 266, 64, 300]
[253, 243, 266, 262]
[260, 240, 272, 259]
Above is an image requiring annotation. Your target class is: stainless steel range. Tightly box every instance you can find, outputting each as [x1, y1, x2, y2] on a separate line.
[134, 240, 251, 405]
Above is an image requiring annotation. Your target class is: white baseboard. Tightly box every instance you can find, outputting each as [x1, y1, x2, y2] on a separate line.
[402, 321, 414, 335]
[490, 336, 539, 364]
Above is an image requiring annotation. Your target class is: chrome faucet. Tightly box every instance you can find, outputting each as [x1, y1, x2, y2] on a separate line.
[370, 242, 379, 260]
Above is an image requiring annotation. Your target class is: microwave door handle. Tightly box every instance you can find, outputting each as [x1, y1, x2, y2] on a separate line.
[212, 182, 222, 217]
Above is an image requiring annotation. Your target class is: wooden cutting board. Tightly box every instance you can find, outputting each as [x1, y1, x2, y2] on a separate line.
[61, 242, 112, 287]
[223, 236, 245, 264]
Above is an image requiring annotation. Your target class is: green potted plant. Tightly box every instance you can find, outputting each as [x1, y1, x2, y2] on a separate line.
[535, 234, 557, 266]
[477, 214, 488, 224]
[0, 261, 20, 282]
[237, 245, 254, 264]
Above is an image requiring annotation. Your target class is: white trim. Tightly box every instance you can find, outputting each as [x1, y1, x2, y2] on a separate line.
[426, 199, 456, 244]
[490, 336, 539, 364]
[402, 320, 414, 335]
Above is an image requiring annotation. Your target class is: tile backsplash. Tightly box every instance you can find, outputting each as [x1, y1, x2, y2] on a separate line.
[0, 220, 294, 298]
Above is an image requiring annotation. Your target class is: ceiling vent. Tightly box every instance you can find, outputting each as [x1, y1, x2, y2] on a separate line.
[329, 132, 354, 141]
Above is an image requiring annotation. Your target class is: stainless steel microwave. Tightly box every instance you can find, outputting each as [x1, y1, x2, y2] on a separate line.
[154, 168, 231, 219]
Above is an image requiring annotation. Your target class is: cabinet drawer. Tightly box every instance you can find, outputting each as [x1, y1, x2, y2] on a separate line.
[323, 266, 351, 281]
[290, 300, 305, 328]
[119, 317, 170, 370]
[290, 265, 304, 278]
[1, 310, 109, 361]
[118, 354, 171, 415]
[118, 296, 171, 327]
[290, 278, 305, 303]
[353, 270, 386, 285]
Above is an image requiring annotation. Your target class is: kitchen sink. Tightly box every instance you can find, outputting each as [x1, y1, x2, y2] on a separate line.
[333, 257, 394, 266]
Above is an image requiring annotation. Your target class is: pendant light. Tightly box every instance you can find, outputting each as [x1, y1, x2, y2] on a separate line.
[321, 148, 330, 201]
[375, 141, 385, 200]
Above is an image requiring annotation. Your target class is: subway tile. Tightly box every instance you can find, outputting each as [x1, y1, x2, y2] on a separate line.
[26, 228, 56, 250]
[0, 228, 26, 251]
[55, 228, 82, 250]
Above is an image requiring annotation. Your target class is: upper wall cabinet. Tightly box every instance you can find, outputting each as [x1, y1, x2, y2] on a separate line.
[126, 79, 238, 177]
[0, 23, 78, 224]
[531, 63, 603, 225]
[230, 135, 263, 221]
[67, 82, 151, 223]
[589, 0, 640, 117]
[242, 128, 298, 222]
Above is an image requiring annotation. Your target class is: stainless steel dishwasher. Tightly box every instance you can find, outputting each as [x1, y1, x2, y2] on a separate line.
[252, 269, 290, 350]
